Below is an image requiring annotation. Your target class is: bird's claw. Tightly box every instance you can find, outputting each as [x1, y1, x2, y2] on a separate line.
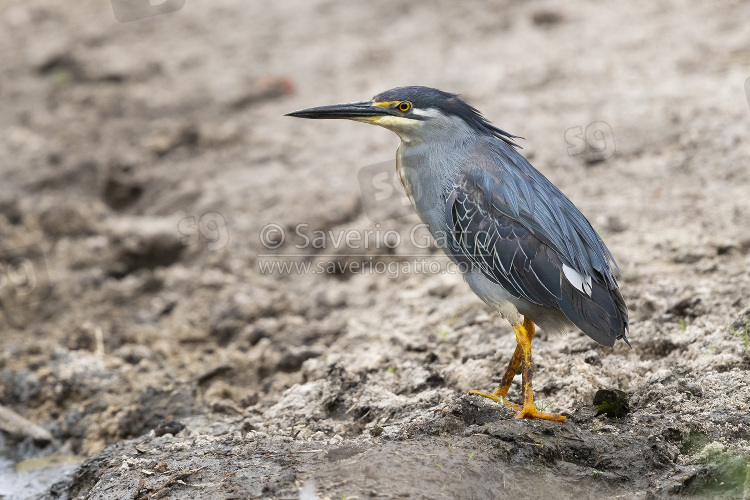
[468, 390, 503, 404]
[469, 391, 565, 421]
[515, 405, 566, 422]
[468, 390, 521, 410]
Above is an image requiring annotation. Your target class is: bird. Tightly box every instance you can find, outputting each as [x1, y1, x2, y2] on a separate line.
[286, 86, 628, 422]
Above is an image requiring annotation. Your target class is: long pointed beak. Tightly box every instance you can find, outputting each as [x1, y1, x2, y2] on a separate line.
[285, 100, 392, 120]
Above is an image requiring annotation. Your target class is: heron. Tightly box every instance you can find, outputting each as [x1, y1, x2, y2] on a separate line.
[286, 86, 628, 422]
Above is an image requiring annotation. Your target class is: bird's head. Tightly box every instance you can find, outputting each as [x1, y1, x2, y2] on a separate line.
[286, 86, 521, 147]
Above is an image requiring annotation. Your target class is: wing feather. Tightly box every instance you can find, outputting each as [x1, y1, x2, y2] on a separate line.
[443, 140, 629, 345]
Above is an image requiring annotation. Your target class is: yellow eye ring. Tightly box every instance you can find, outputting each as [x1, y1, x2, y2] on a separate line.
[397, 101, 412, 112]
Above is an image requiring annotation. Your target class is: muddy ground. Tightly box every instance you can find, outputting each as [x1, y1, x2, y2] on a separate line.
[1, 0, 750, 498]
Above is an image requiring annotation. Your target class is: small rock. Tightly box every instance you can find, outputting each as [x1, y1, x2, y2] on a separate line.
[113, 344, 153, 365]
[102, 159, 144, 210]
[0, 405, 54, 445]
[276, 348, 323, 373]
[154, 419, 185, 437]
[665, 296, 702, 318]
[38, 201, 98, 238]
[107, 217, 185, 277]
[594, 389, 630, 418]
[310, 431, 326, 441]
[424, 352, 439, 364]
[328, 434, 343, 446]
[369, 426, 384, 437]
[583, 350, 602, 366]
[531, 10, 563, 27]
[0, 197, 22, 225]
[592, 389, 630, 418]
[240, 419, 257, 433]
[427, 282, 455, 298]
[237, 324, 269, 347]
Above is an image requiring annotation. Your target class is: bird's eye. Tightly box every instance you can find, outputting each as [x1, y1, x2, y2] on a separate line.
[397, 101, 412, 112]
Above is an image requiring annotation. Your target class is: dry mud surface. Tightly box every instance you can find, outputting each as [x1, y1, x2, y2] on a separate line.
[1, 0, 750, 498]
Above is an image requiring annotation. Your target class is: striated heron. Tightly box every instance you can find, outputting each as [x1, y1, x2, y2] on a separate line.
[286, 86, 629, 422]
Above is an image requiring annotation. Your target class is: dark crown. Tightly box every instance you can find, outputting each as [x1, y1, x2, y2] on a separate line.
[373, 86, 522, 148]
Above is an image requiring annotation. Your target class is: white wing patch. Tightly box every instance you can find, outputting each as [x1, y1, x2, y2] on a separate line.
[562, 264, 593, 296]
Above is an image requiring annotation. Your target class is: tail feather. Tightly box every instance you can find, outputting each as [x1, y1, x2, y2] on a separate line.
[557, 277, 628, 347]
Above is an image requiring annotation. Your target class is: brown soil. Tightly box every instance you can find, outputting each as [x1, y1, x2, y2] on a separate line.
[1, 0, 749, 498]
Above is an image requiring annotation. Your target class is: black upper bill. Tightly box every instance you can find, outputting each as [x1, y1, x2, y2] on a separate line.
[285, 100, 393, 119]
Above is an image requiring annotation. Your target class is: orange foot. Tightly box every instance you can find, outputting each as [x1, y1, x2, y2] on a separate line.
[516, 404, 566, 422]
[468, 390, 522, 410]
[468, 391, 566, 422]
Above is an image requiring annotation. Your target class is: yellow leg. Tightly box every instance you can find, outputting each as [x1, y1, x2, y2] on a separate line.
[468, 323, 529, 411]
[470, 317, 566, 422]
[493, 344, 524, 411]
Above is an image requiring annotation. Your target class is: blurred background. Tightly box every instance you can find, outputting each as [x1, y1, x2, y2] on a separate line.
[1, 0, 749, 498]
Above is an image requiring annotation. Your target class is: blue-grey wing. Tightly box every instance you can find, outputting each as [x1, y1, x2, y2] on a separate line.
[444, 151, 628, 346]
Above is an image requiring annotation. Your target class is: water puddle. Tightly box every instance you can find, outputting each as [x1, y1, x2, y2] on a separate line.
[0, 434, 80, 499]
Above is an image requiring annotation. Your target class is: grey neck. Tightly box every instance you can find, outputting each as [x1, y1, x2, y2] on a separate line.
[397, 123, 478, 234]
